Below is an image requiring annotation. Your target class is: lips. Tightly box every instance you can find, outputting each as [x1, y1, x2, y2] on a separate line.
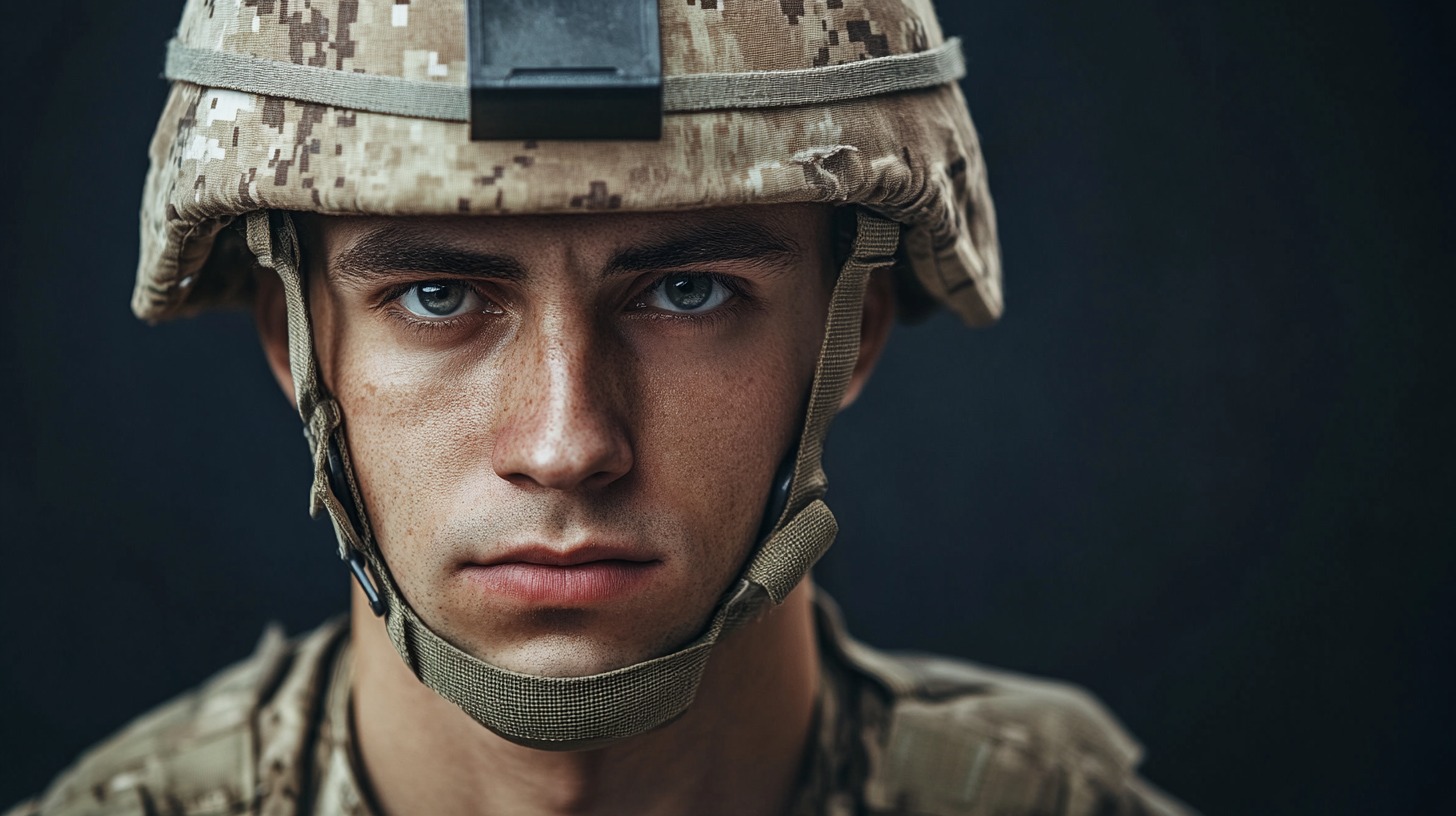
[475, 544, 656, 568]
[463, 544, 661, 606]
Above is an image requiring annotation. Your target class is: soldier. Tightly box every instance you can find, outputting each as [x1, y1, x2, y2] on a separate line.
[9, 1, 1195, 814]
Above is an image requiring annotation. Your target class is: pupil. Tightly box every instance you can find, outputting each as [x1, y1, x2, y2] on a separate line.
[419, 283, 464, 316]
[666, 275, 712, 310]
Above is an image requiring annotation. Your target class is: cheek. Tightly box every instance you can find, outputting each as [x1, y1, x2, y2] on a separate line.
[319, 294, 825, 579]
[324, 323, 504, 559]
[631, 315, 823, 533]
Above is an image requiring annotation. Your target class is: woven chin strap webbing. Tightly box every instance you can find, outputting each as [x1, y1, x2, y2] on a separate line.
[243, 208, 900, 750]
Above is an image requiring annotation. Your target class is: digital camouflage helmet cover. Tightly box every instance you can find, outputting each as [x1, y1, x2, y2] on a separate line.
[137, 0, 1001, 750]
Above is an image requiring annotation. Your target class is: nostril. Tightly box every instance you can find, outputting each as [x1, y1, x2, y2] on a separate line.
[492, 419, 634, 491]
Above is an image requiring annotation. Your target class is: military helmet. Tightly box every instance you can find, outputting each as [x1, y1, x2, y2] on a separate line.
[139, 0, 1001, 750]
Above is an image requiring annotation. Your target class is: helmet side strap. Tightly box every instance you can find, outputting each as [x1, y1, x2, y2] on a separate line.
[788, 209, 901, 518]
[242, 210, 391, 617]
[737, 209, 901, 603]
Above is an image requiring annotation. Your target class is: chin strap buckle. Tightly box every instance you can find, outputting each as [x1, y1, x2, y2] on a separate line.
[755, 448, 798, 544]
[345, 546, 386, 618]
[323, 435, 387, 617]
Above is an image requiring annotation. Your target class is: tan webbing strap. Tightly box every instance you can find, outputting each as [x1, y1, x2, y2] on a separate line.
[390, 498, 836, 748]
[738, 210, 898, 608]
[243, 207, 901, 749]
[243, 211, 376, 566]
[164, 37, 965, 121]
[779, 212, 901, 531]
[243, 212, 314, 421]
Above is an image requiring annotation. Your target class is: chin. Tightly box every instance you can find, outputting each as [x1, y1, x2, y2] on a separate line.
[424, 599, 710, 678]
[470, 632, 672, 678]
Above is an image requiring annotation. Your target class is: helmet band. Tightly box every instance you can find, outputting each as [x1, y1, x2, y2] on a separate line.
[163, 37, 965, 123]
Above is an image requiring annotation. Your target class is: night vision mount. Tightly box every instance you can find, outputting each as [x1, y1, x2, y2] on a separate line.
[467, 0, 663, 141]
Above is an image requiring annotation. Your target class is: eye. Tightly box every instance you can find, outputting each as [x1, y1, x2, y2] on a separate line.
[641, 274, 733, 314]
[398, 282, 495, 319]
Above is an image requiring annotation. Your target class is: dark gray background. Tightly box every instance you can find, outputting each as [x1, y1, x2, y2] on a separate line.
[2, 1, 1452, 814]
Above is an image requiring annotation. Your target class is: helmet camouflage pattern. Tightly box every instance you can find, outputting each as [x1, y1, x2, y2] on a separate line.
[137, 0, 1000, 326]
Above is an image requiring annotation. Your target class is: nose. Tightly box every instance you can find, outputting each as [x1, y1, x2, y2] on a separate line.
[490, 314, 634, 492]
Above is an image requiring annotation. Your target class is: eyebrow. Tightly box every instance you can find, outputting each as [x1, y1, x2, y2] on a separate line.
[602, 220, 801, 277]
[330, 226, 527, 286]
[328, 219, 801, 286]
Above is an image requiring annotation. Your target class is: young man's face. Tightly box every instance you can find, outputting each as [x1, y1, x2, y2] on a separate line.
[283, 205, 857, 678]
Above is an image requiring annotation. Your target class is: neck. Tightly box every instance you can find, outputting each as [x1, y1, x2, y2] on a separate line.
[349, 582, 821, 816]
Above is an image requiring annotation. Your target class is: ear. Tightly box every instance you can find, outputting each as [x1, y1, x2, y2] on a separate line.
[253, 269, 298, 408]
[840, 267, 896, 410]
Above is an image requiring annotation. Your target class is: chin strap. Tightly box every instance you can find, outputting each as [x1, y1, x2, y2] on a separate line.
[243, 208, 899, 750]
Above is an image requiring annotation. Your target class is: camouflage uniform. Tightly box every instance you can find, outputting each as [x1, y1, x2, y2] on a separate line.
[7, 593, 1190, 816]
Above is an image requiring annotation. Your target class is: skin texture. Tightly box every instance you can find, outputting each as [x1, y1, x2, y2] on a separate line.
[254, 204, 896, 816]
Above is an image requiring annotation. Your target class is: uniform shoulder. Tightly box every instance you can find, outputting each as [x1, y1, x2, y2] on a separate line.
[11, 619, 346, 816]
[816, 599, 1195, 816]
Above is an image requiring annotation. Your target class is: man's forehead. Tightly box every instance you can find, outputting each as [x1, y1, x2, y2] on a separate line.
[308, 204, 830, 285]
[313, 204, 828, 257]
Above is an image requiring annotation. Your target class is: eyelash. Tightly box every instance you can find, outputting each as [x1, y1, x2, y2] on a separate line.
[371, 281, 495, 333]
[628, 272, 753, 321]
[372, 272, 754, 333]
